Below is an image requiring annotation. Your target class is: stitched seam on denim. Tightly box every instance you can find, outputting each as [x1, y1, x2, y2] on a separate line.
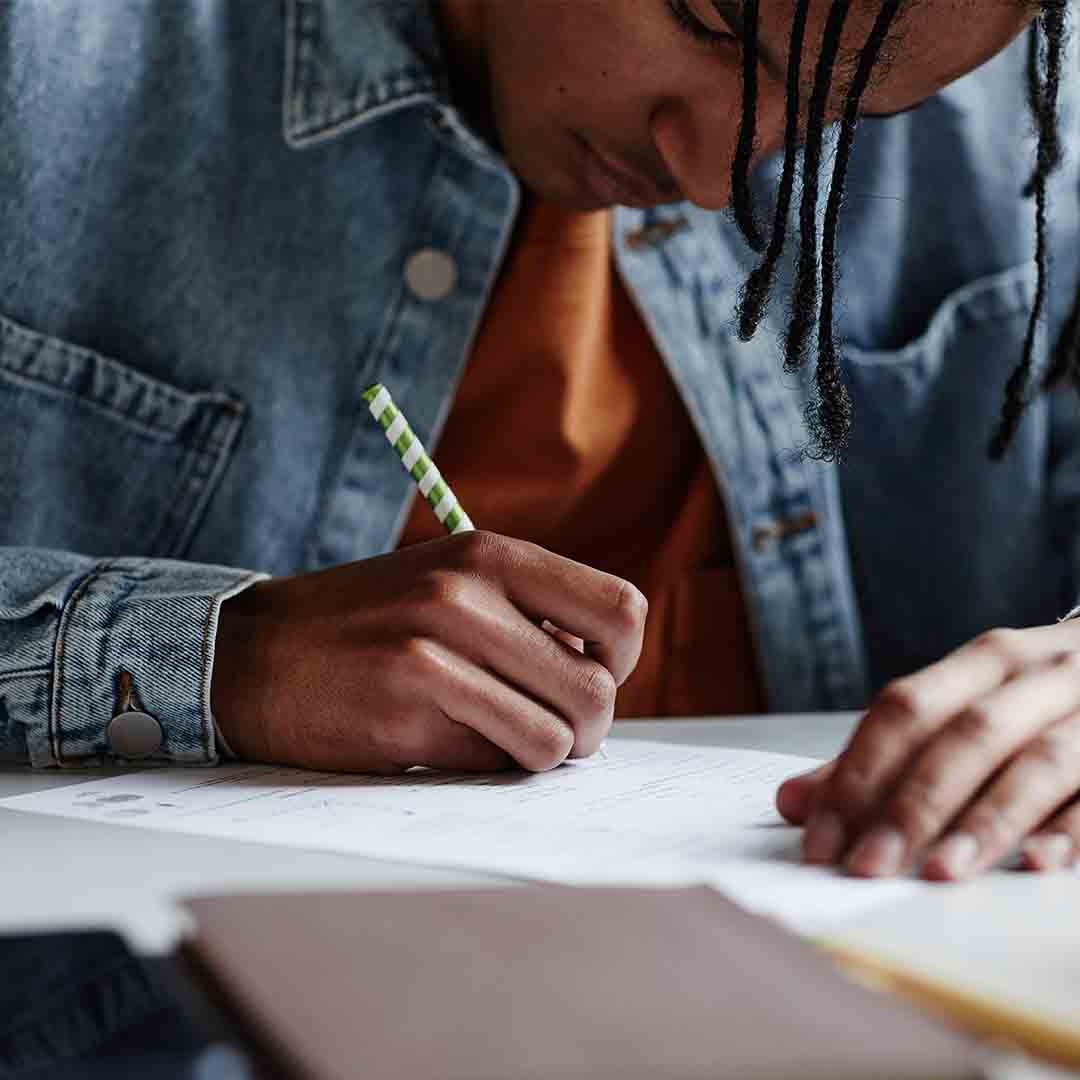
[307, 146, 515, 564]
[292, 91, 436, 146]
[842, 262, 1037, 362]
[285, 0, 313, 140]
[300, 126, 443, 563]
[0, 366, 184, 443]
[741, 371, 830, 702]
[423, 106, 505, 172]
[153, 400, 246, 558]
[50, 562, 115, 763]
[303, 290, 408, 564]
[0, 667, 51, 682]
[0, 364, 242, 451]
[0, 315, 240, 431]
[613, 243, 792, 706]
[283, 0, 436, 146]
[304, 289, 412, 565]
[197, 599, 214, 764]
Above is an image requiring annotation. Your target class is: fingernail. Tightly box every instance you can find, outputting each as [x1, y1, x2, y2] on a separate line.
[931, 832, 980, 879]
[846, 826, 906, 877]
[1021, 833, 1074, 871]
[803, 811, 846, 865]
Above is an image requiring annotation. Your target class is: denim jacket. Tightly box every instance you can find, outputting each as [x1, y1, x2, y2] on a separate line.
[3, 0, 1080, 767]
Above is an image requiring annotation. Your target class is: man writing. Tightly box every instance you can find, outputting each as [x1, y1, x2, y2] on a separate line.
[2, 0, 1078, 883]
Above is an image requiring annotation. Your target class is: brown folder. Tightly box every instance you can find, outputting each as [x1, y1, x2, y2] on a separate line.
[183, 886, 992, 1080]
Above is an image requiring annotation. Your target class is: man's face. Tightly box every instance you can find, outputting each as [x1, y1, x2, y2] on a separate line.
[451, 1, 1035, 210]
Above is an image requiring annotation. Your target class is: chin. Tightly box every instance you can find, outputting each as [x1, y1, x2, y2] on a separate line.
[510, 157, 607, 211]
[500, 130, 601, 211]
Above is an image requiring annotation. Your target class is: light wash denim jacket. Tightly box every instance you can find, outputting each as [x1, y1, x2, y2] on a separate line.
[3, 1, 1080, 767]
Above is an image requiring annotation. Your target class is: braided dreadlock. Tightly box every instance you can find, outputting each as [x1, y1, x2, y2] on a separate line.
[730, 0, 768, 252]
[736, 0, 812, 340]
[812, 0, 903, 457]
[732, 0, 1073, 463]
[990, 0, 1067, 458]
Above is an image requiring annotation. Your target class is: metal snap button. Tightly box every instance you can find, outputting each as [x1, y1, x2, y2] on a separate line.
[404, 248, 458, 302]
[751, 510, 820, 552]
[107, 710, 163, 758]
[624, 214, 690, 251]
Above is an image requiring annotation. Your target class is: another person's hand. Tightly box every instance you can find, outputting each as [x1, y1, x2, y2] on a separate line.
[211, 532, 646, 774]
[777, 621, 1080, 880]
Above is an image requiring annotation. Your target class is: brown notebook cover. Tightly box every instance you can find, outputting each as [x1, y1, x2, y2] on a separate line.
[183, 886, 992, 1080]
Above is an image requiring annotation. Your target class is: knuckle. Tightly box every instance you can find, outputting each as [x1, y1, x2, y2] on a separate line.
[1025, 730, 1073, 773]
[818, 726, 912, 819]
[888, 774, 953, 841]
[827, 757, 878, 813]
[1053, 650, 1080, 675]
[575, 660, 618, 716]
[451, 529, 515, 571]
[972, 627, 1023, 662]
[415, 569, 473, 615]
[948, 704, 1001, 749]
[872, 678, 928, 721]
[395, 635, 446, 679]
[610, 577, 648, 633]
[859, 709, 911, 754]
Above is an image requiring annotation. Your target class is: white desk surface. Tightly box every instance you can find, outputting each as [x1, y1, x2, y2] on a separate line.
[7, 711, 1079, 1078]
[5, 711, 1080, 976]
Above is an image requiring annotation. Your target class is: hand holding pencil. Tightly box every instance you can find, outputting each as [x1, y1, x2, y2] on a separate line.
[208, 385, 647, 774]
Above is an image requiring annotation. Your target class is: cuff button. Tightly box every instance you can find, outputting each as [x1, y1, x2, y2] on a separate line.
[107, 710, 163, 758]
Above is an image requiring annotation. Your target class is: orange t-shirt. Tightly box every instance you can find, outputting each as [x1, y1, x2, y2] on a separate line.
[397, 201, 763, 717]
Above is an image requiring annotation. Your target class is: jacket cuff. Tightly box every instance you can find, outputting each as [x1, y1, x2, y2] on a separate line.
[46, 558, 266, 767]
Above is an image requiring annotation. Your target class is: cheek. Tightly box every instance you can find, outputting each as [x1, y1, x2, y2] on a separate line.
[483, 0, 665, 123]
[871, 8, 1035, 112]
[507, 66, 615, 122]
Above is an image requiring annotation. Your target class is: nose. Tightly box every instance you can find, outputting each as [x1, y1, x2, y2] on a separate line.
[650, 89, 786, 211]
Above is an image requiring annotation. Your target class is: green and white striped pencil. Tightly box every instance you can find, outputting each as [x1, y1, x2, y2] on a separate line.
[365, 382, 609, 760]
[363, 383, 475, 535]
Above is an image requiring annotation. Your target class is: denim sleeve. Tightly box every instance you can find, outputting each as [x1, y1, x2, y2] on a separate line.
[0, 547, 266, 767]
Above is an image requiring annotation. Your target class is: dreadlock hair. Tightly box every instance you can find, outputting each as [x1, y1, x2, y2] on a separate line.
[990, 0, 1068, 457]
[731, 0, 1073, 463]
[729, 0, 768, 252]
[783, 0, 851, 386]
[812, 0, 903, 456]
[736, 0, 812, 340]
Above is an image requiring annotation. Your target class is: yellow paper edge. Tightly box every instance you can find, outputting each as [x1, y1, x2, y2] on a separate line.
[817, 936, 1080, 1071]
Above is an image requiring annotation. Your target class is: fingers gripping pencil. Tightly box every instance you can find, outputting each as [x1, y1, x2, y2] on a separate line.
[362, 383, 475, 535]
[365, 383, 608, 760]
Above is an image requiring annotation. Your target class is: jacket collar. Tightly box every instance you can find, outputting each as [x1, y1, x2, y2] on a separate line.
[283, 0, 447, 148]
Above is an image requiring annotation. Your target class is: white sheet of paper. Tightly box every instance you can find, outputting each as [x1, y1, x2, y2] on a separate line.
[1, 739, 919, 931]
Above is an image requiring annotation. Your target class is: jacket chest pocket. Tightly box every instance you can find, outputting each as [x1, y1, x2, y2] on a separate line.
[837, 262, 1064, 685]
[0, 314, 245, 559]
[840, 261, 1047, 499]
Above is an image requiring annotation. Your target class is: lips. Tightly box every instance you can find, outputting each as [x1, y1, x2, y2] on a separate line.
[577, 135, 677, 209]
